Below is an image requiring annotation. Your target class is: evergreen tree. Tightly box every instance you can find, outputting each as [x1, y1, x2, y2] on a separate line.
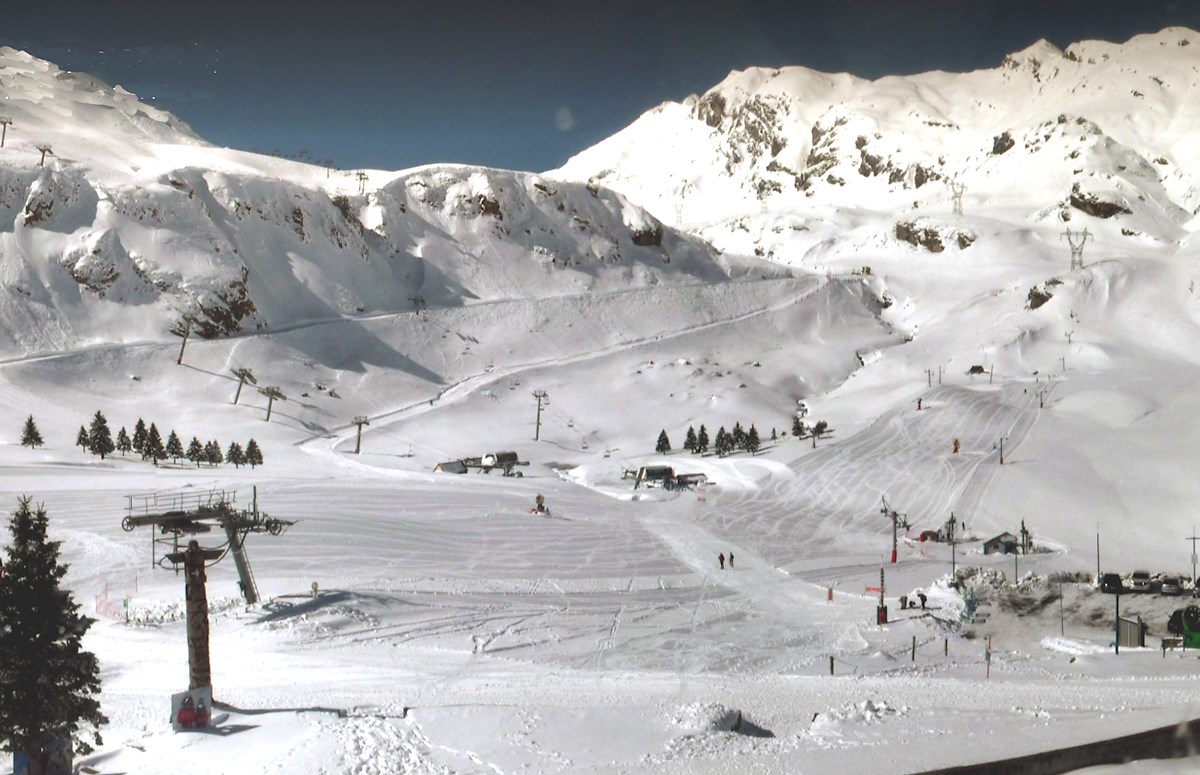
[165, 431, 184, 464]
[115, 427, 131, 456]
[683, 426, 697, 453]
[811, 420, 829, 449]
[75, 426, 89, 450]
[0, 497, 107, 765]
[225, 441, 246, 468]
[87, 411, 114, 460]
[245, 439, 263, 468]
[19, 416, 43, 449]
[204, 440, 223, 466]
[746, 425, 760, 455]
[732, 422, 746, 450]
[186, 437, 205, 468]
[792, 415, 805, 439]
[145, 423, 166, 467]
[655, 429, 671, 455]
[131, 419, 147, 458]
[714, 426, 729, 457]
[695, 424, 709, 455]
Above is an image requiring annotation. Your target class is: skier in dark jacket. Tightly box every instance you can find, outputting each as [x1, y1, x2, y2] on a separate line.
[718, 553, 725, 570]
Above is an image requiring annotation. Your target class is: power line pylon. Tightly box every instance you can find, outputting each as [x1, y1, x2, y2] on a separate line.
[1061, 227, 1091, 270]
[532, 389, 549, 441]
[257, 386, 287, 422]
[949, 179, 966, 216]
[352, 416, 370, 454]
[231, 367, 258, 404]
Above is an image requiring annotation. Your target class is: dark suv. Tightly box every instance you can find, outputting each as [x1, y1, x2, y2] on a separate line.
[1100, 573, 1123, 593]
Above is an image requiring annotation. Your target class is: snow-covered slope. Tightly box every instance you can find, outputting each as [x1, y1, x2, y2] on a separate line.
[9, 32, 1200, 775]
[554, 28, 1200, 257]
[0, 47, 757, 358]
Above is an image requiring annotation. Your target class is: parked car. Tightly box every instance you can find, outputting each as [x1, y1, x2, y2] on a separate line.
[1161, 577, 1182, 596]
[1100, 573, 1123, 593]
[1129, 570, 1151, 592]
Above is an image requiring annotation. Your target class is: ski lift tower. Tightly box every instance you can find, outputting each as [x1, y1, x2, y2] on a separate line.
[880, 496, 910, 564]
[120, 488, 294, 692]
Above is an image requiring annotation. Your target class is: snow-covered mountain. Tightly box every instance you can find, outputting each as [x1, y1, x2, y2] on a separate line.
[0, 46, 755, 358]
[554, 27, 1200, 261]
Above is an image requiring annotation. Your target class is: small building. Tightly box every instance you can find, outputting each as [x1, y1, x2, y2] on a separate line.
[967, 364, 986, 375]
[634, 465, 675, 489]
[433, 460, 468, 474]
[983, 532, 1019, 555]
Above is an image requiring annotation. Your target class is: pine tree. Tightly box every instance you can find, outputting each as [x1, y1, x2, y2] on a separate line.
[19, 416, 43, 449]
[746, 424, 760, 455]
[145, 423, 165, 467]
[732, 422, 746, 450]
[75, 426, 89, 450]
[792, 415, 805, 439]
[714, 426, 729, 457]
[244, 439, 263, 468]
[115, 427, 131, 456]
[186, 437, 205, 468]
[225, 441, 245, 468]
[683, 426, 697, 453]
[811, 420, 829, 449]
[0, 497, 107, 765]
[131, 418, 147, 458]
[696, 424, 709, 455]
[205, 440, 223, 466]
[655, 430, 671, 455]
[87, 411, 114, 460]
[165, 431, 184, 464]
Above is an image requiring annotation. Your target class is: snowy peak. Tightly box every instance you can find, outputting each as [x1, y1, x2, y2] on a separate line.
[553, 27, 1200, 258]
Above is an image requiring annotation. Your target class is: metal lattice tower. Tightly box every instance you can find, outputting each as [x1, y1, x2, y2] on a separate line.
[949, 180, 966, 216]
[1061, 227, 1091, 270]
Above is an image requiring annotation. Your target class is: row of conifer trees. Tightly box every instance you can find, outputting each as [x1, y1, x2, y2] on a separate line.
[20, 413, 264, 468]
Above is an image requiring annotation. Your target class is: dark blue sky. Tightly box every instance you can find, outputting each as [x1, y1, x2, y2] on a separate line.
[4, 1, 1198, 173]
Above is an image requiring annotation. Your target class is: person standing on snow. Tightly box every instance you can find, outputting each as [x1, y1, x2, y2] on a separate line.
[729, 552, 735, 569]
[718, 553, 725, 570]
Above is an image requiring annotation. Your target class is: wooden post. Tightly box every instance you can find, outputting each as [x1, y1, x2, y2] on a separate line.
[911, 636, 916, 661]
[829, 656, 834, 675]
